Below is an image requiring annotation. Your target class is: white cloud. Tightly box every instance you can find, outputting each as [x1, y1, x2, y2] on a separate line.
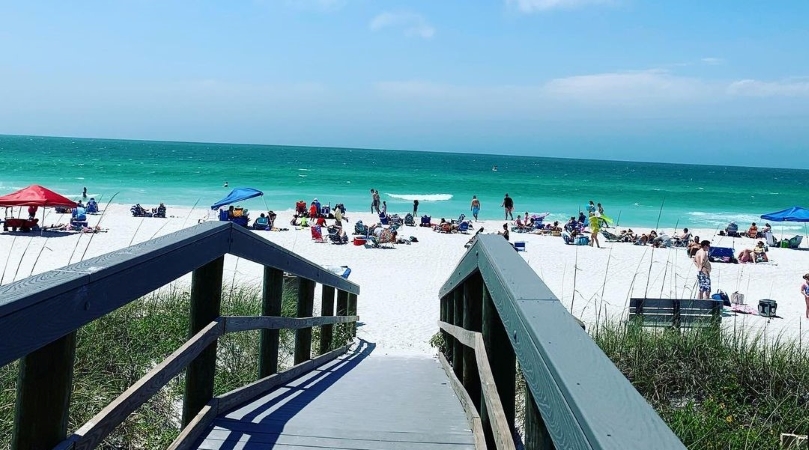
[542, 70, 716, 103]
[727, 78, 809, 97]
[370, 12, 435, 39]
[701, 57, 724, 65]
[505, 0, 613, 13]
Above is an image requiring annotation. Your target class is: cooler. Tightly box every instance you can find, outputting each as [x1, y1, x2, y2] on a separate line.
[758, 299, 778, 317]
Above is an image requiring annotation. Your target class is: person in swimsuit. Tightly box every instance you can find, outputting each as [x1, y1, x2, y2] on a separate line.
[694, 240, 712, 299]
[501, 194, 514, 220]
[801, 273, 809, 319]
[470, 195, 481, 221]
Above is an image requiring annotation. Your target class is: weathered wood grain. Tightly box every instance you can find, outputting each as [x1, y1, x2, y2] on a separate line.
[259, 267, 284, 378]
[70, 321, 223, 450]
[215, 344, 350, 414]
[294, 278, 315, 365]
[319, 285, 335, 354]
[438, 352, 487, 450]
[0, 224, 231, 367]
[183, 257, 224, 427]
[438, 321, 516, 450]
[13, 331, 77, 450]
[167, 400, 219, 450]
[438, 234, 686, 450]
[223, 315, 358, 333]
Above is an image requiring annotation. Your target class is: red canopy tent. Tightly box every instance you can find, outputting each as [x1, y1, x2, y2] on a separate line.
[0, 185, 78, 232]
[0, 185, 77, 208]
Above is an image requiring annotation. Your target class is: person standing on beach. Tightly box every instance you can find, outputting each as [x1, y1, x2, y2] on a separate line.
[694, 240, 712, 299]
[370, 189, 375, 213]
[587, 200, 595, 215]
[588, 212, 601, 248]
[413, 199, 419, 216]
[501, 193, 514, 220]
[470, 196, 481, 221]
[801, 274, 809, 319]
[373, 190, 381, 214]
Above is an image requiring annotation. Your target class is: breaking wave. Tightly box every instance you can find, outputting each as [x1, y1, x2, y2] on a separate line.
[386, 193, 453, 202]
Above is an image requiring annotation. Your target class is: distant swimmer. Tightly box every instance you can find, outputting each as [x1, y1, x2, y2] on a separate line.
[223, 181, 229, 188]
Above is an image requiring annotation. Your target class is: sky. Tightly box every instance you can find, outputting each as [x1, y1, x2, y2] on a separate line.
[1, 0, 808, 167]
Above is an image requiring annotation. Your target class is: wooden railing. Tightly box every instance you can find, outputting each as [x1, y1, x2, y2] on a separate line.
[438, 234, 686, 450]
[0, 221, 359, 450]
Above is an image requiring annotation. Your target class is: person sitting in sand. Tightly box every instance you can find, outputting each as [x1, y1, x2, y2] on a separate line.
[497, 223, 510, 241]
[747, 222, 759, 239]
[515, 215, 528, 232]
[753, 241, 769, 262]
[687, 235, 702, 257]
[253, 213, 270, 230]
[672, 228, 691, 246]
[565, 217, 578, 232]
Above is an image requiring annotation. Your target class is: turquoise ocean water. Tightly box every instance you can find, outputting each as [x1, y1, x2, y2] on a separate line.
[1, 134, 808, 232]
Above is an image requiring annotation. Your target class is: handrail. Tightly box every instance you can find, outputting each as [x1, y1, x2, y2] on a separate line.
[438, 321, 515, 450]
[438, 234, 685, 450]
[0, 221, 360, 450]
[0, 221, 358, 367]
[56, 314, 359, 450]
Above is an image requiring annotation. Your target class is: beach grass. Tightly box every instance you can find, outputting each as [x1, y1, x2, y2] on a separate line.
[0, 282, 304, 447]
[591, 320, 809, 449]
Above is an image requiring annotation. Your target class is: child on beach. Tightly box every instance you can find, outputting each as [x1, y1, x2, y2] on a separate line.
[802, 274, 809, 319]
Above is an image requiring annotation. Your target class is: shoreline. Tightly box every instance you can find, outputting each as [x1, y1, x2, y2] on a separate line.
[2, 203, 809, 356]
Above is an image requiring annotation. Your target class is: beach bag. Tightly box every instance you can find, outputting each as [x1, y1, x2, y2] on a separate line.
[711, 290, 731, 307]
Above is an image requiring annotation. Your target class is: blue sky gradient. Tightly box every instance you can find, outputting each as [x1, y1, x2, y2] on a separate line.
[1, 1, 807, 166]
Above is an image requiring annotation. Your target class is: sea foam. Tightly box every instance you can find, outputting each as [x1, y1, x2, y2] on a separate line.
[387, 193, 453, 202]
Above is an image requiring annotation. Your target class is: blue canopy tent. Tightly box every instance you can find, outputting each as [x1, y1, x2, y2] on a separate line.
[761, 206, 809, 222]
[210, 188, 264, 210]
[760, 206, 809, 248]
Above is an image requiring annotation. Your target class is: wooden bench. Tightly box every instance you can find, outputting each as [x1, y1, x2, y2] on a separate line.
[629, 298, 721, 329]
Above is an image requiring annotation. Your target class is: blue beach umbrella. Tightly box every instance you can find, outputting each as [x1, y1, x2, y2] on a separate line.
[760, 206, 809, 222]
[210, 187, 264, 210]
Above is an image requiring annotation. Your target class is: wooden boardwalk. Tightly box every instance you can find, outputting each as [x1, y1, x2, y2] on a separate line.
[191, 341, 476, 449]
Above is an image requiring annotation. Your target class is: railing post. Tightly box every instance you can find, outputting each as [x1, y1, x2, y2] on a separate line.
[347, 293, 358, 338]
[525, 387, 555, 449]
[183, 255, 224, 427]
[319, 285, 336, 354]
[336, 289, 349, 344]
[463, 273, 483, 411]
[481, 285, 516, 446]
[452, 288, 464, 378]
[444, 294, 455, 361]
[12, 331, 77, 450]
[294, 278, 316, 364]
[259, 267, 284, 378]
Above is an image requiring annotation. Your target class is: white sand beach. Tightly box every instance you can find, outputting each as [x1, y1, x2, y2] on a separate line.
[2, 204, 809, 356]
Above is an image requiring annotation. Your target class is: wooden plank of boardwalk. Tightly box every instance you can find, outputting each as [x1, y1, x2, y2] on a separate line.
[193, 344, 475, 450]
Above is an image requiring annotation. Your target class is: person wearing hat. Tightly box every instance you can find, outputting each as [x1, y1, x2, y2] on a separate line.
[693, 240, 712, 299]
